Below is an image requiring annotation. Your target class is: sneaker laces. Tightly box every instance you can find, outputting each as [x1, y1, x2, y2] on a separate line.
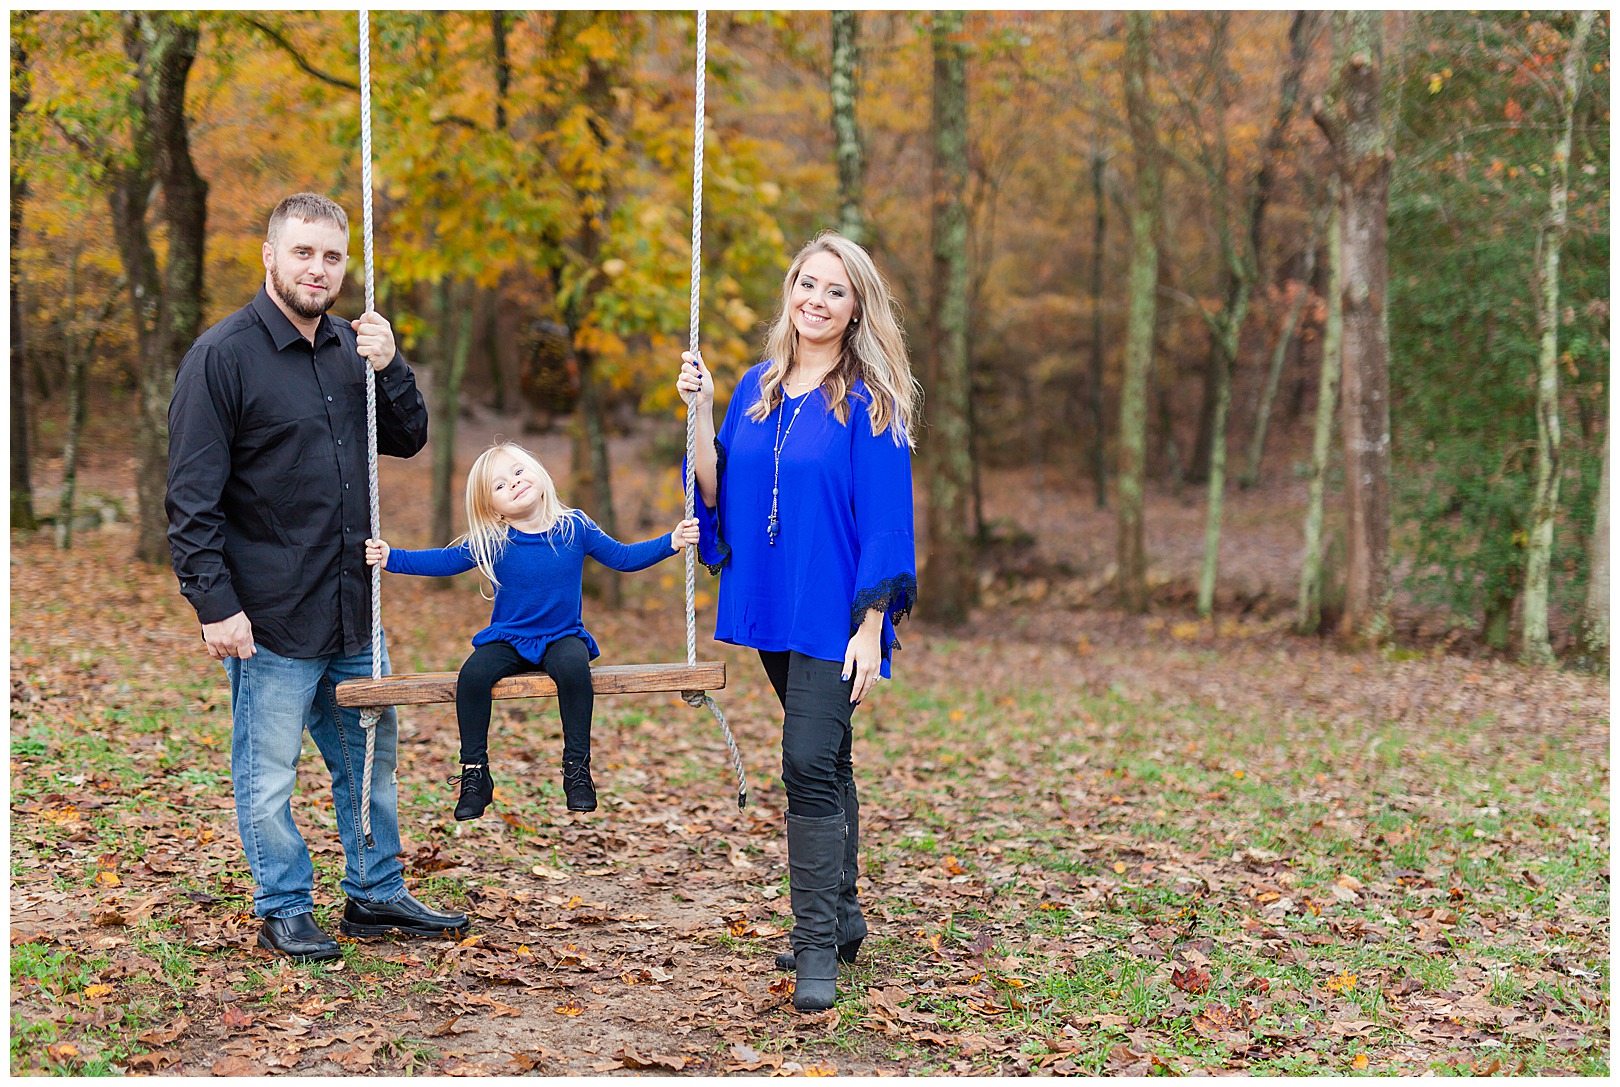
[562, 762, 593, 786]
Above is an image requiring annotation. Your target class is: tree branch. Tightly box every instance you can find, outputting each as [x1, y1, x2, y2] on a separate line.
[241, 16, 359, 92]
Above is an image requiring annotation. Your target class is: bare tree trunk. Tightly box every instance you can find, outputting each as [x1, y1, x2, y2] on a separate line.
[1086, 145, 1108, 508]
[430, 279, 474, 553]
[830, 10, 865, 245]
[1242, 234, 1318, 490]
[10, 25, 37, 533]
[1197, 11, 1314, 615]
[1522, 9, 1596, 664]
[1573, 430, 1608, 669]
[1196, 13, 1239, 618]
[1297, 182, 1342, 635]
[1116, 11, 1161, 614]
[563, 38, 621, 606]
[55, 249, 122, 548]
[100, 13, 208, 565]
[1315, 11, 1392, 647]
[919, 9, 975, 625]
[487, 13, 511, 413]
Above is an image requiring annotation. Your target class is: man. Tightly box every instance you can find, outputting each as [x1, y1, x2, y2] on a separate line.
[166, 192, 467, 962]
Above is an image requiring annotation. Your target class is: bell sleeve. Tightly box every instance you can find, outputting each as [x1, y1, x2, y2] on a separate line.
[687, 371, 752, 575]
[849, 404, 918, 659]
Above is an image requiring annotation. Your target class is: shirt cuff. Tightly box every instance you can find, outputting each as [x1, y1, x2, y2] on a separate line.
[375, 351, 410, 391]
[190, 583, 244, 625]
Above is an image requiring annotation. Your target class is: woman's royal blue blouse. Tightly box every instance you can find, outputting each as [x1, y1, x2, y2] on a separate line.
[693, 362, 917, 677]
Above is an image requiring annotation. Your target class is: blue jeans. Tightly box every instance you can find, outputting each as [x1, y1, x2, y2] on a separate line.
[223, 635, 407, 919]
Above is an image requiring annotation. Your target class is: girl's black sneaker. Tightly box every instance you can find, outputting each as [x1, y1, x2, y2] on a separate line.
[451, 763, 494, 821]
[561, 760, 597, 812]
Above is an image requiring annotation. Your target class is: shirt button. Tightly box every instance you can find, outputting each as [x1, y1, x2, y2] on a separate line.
[337, 439, 343, 446]
[344, 483, 350, 490]
[327, 395, 334, 402]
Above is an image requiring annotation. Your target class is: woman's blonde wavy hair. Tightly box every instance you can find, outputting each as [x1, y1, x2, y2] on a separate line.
[461, 441, 579, 594]
[749, 231, 920, 447]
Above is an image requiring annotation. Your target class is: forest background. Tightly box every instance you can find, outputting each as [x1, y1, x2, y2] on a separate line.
[9, 8, 1610, 657]
[7, 9, 1612, 1077]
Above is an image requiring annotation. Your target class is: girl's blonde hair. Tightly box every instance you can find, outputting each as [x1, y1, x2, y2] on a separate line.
[462, 441, 578, 591]
[750, 231, 920, 447]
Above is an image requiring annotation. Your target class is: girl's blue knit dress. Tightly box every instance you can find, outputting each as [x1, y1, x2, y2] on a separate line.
[384, 518, 676, 663]
[694, 362, 917, 677]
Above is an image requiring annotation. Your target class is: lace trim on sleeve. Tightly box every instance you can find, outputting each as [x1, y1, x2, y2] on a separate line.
[702, 437, 732, 575]
[850, 572, 918, 653]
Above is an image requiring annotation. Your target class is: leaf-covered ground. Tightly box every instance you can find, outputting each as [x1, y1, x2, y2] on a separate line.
[10, 423, 1609, 1076]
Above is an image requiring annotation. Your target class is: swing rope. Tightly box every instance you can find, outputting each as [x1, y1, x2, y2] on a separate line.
[357, 8, 381, 848]
[682, 11, 748, 810]
[350, 9, 745, 818]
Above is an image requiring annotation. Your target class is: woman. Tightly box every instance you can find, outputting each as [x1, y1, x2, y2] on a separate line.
[677, 231, 919, 1012]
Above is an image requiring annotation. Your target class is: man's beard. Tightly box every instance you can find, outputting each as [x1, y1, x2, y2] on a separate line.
[269, 262, 337, 321]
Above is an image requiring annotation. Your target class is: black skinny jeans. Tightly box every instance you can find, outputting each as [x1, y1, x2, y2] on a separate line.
[759, 650, 856, 819]
[456, 637, 594, 767]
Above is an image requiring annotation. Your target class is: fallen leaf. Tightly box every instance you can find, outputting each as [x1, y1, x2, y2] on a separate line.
[138, 1015, 191, 1046]
[128, 1050, 179, 1071]
[220, 1004, 255, 1030]
[82, 983, 114, 1000]
[553, 999, 586, 1016]
[211, 1055, 267, 1075]
[46, 1042, 81, 1064]
[1171, 965, 1212, 994]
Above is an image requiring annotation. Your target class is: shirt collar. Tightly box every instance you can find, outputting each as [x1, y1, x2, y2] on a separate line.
[252, 285, 338, 351]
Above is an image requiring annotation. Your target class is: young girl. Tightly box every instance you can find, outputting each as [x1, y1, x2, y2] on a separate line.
[364, 441, 698, 820]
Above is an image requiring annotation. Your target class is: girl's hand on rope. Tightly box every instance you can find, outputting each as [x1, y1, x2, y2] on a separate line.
[353, 311, 397, 372]
[842, 608, 886, 705]
[677, 351, 714, 409]
[670, 517, 700, 551]
[364, 538, 391, 568]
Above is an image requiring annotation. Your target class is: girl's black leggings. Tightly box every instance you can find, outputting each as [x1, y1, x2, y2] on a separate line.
[455, 637, 593, 767]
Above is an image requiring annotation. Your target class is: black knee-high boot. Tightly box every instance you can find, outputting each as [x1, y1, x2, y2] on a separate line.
[778, 779, 866, 972]
[786, 812, 845, 1012]
[837, 778, 867, 954]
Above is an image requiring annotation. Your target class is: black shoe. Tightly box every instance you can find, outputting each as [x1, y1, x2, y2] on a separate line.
[340, 892, 470, 939]
[562, 760, 597, 812]
[450, 763, 494, 821]
[774, 939, 863, 972]
[258, 913, 340, 963]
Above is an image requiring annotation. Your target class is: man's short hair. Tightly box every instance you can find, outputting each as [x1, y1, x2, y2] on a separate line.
[267, 193, 349, 249]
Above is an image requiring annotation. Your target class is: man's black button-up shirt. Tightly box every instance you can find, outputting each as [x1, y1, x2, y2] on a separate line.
[166, 287, 429, 659]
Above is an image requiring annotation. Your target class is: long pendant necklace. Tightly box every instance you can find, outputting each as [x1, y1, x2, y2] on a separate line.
[768, 390, 807, 546]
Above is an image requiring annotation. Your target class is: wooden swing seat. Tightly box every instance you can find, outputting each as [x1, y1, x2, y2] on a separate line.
[334, 661, 726, 708]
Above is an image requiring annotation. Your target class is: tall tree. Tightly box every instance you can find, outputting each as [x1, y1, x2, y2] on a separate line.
[10, 19, 38, 533]
[1573, 431, 1608, 669]
[1297, 180, 1342, 635]
[1085, 142, 1108, 508]
[1241, 227, 1318, 490]
[830, 11, 865, 244]
[1314, 11, 1392, 646]
[1187, 11, 1315, 616]
[561, 31, 626, 606]
[49, 13, 210, 564]
[485, 10, 512, 414]
[1115, 11, 1162, 613]
[919, 10, 975, 624]
[1521, 9, 1597, 664]
[429, 279, 475, 551]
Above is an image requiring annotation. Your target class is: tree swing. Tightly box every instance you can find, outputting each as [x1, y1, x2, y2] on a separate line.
[333, 11, 743, 845]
